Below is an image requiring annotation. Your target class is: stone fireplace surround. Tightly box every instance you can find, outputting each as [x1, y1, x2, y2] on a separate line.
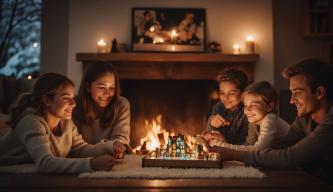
[77, 53, 258, 147]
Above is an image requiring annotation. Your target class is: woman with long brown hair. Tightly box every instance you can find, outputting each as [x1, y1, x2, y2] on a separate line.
[0, 73, 117, 173]
[73, 61, 130, 159]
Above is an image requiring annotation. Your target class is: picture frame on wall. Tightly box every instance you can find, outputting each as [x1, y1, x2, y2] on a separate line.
[131, 8, 206, 52]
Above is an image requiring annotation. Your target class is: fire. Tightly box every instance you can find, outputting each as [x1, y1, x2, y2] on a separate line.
[134, 114, 170, 152]
[134, 114, 203, 156]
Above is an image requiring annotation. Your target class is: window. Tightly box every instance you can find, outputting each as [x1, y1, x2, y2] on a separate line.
[0, 0, 42, 78]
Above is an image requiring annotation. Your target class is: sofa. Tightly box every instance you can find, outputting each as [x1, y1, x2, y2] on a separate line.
[0, 75, 35, 114]
[0, 75, 35, 136]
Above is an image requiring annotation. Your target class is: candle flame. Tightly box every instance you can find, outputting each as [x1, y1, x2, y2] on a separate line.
[233, 44, 240, 49]
[246, 35, 255, 42]
[97, 39, 106, 46]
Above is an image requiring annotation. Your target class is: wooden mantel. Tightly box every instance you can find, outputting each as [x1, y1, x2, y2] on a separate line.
[76, 53, 259, 80]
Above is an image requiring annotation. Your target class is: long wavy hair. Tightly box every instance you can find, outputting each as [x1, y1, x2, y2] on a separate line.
[74, 61, 121, 128]
[9, 73, 74, 127]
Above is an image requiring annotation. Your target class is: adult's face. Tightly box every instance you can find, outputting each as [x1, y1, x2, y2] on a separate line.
[289, 75, 319, 117]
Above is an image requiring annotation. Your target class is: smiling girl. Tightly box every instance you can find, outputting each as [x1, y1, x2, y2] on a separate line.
[211, 81, 290, 151]
[73, 61, 130, 159]
[0, 73, 117, 173]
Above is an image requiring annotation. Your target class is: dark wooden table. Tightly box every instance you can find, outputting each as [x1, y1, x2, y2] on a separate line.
[0, 169, 332, 192]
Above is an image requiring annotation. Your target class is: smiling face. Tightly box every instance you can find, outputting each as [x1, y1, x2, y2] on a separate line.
[219, 81, 242, 110]
[243, 93, 273, 125]
[46, 84, 76, 120]
[88, 72, 116, 108]
[289, 75, 319, 117]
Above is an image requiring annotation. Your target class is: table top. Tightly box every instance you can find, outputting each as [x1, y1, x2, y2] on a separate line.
[0, 169, 332, 192]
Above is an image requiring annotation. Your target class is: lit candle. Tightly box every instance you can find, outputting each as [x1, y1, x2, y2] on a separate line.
[245, 35, 255, 54]
[97, 39, 107, 53]
[171, 29, 177, 43]
[233, 44, 241, 54]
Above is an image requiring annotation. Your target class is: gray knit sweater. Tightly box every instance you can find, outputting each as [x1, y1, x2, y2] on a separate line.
[0, 113, 115, 173]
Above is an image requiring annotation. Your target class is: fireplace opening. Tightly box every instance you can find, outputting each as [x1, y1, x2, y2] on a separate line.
[120, 80, 218, 148]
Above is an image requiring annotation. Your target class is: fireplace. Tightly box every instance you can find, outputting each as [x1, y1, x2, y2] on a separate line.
[121, 79, 217, 148]
[77, 53, 258, 148]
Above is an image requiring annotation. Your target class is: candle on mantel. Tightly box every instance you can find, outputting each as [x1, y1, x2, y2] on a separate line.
[233, 43, 241, 54]
[171, 29, 177, 43]
[97, 39, 108, 53]
[245, 35, 255, 54]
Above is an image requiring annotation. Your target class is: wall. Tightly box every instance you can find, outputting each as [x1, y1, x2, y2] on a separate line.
[41, 0, 274, 87]
[273, 0, 332, 92]
[40, 0, 69, 74]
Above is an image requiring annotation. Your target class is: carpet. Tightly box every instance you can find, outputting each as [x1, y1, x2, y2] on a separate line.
[79, 154, 265, 179]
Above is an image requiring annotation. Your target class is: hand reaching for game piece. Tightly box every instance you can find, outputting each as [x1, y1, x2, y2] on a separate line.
[113, 141, 126, 159]
[209, 114, 230, 128]
[203, 131, 227, 146]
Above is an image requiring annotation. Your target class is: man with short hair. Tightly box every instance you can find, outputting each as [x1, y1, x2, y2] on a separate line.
[210, 59, 333, 185]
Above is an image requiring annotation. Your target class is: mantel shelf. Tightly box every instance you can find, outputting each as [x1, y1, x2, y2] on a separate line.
[76, 53, 259, 63]
[76, 53, 259, 80]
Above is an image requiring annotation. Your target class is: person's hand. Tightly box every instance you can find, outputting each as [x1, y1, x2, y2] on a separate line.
[90, 154, 117, 171]
[203, 131, 227, 145]
[208, 146, 244, 161]
[209, 114, 230, 128]
[113, 141, 126, 159]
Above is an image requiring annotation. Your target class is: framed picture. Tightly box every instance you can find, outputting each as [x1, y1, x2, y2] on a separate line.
[131, 8, 206, 52]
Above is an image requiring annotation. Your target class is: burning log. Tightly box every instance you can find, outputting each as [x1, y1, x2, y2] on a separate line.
[157, 133, 165, 147]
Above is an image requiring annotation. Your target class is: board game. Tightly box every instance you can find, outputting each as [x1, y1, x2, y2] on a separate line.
[141, 134, 223, 168]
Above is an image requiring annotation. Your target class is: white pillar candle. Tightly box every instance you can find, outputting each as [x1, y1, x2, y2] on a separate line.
[233, 44, 241, 54]
[97, 39, 108, 53]
[245, 35, 255, 54]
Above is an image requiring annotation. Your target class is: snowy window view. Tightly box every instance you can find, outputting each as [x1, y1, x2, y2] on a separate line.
[0, 0, 42, 78]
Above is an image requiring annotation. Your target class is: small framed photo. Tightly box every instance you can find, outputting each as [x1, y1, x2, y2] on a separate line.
[131, 8, 206, 52]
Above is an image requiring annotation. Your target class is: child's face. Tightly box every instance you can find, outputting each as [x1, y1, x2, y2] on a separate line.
[219, 81, 242, 110]
[88, 72, 116, 108]
[47, 84, 76, 120]
[243, 93, 273, 125]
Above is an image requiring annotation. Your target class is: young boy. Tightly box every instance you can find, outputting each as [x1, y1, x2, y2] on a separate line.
[204, 69, 249, 145]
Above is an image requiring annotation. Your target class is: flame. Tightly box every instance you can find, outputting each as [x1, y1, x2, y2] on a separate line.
[135, 115, 202, 154]
[135, 114, 169, 151]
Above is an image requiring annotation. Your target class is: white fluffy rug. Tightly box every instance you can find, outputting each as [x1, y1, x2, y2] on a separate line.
[0, 155, 265, 179]
[79, 154, 265, 179]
